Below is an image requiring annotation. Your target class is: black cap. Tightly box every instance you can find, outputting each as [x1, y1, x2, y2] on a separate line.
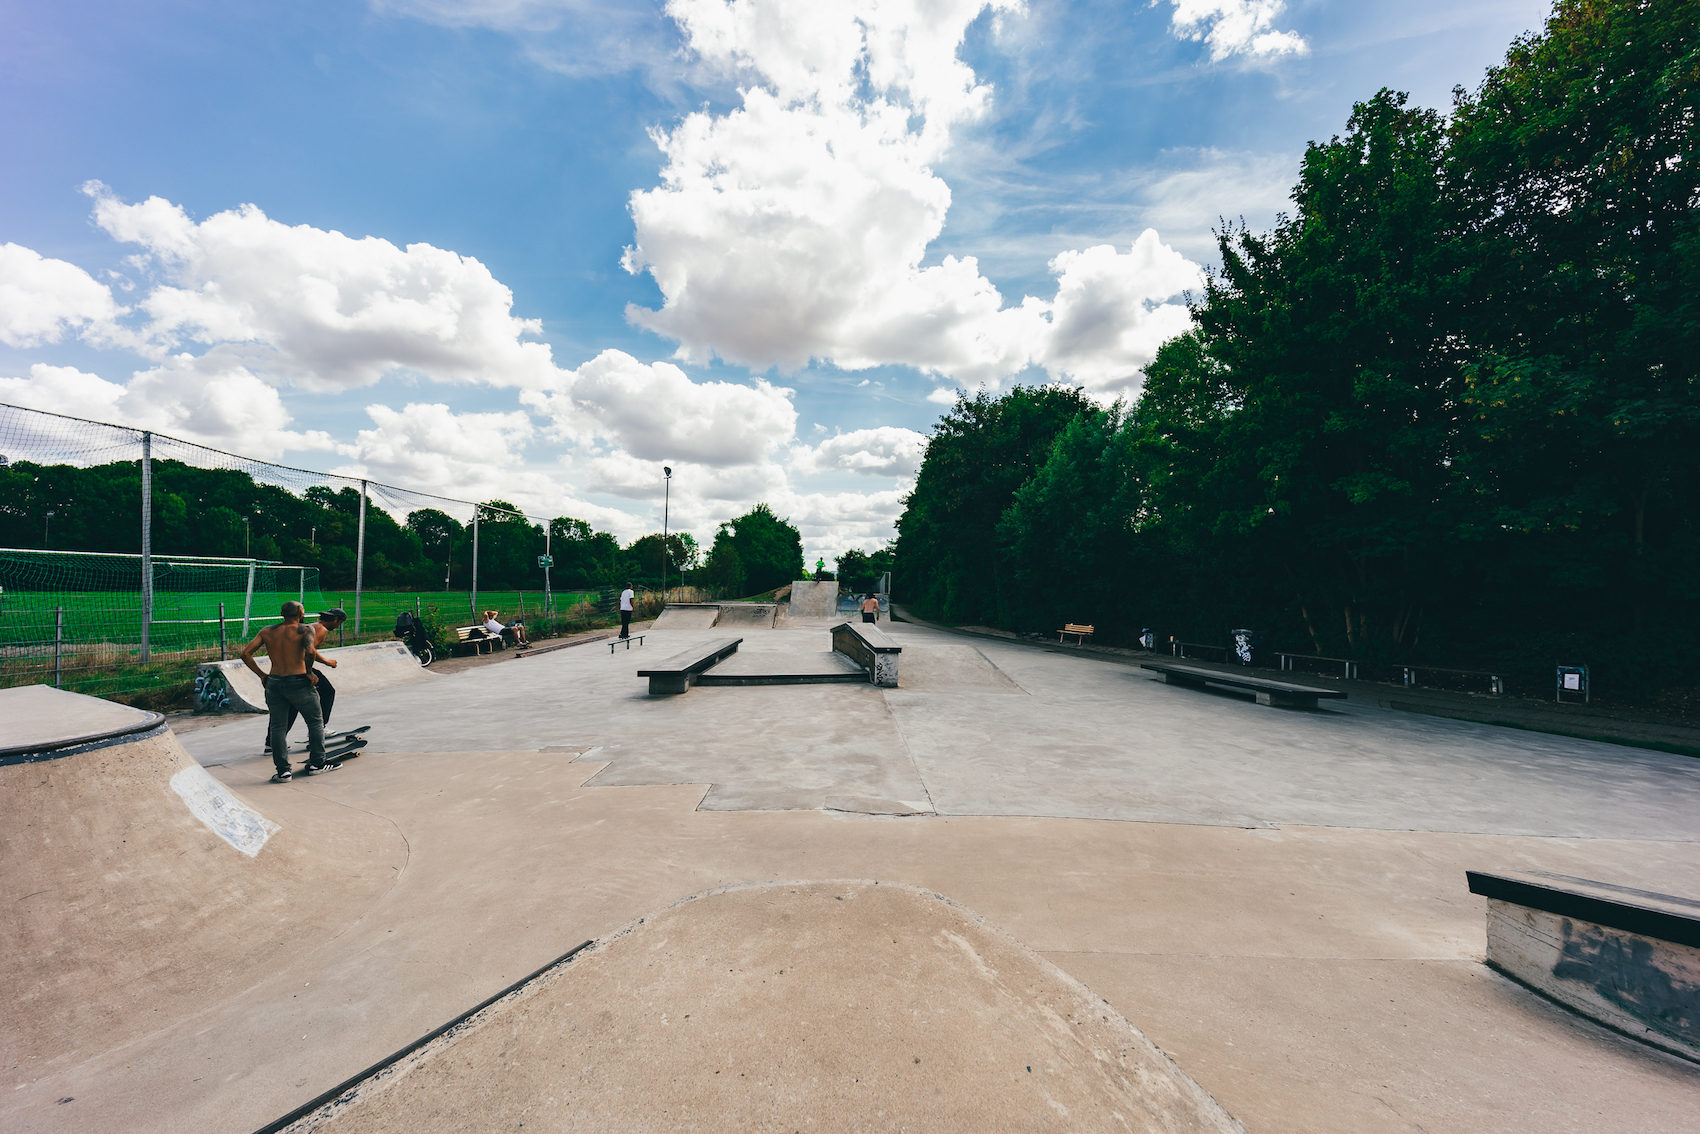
[320, 608, 348, 623]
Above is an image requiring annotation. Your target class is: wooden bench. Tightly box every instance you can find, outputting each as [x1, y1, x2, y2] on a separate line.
[452, 626, 505, 656]
[609, 634, 645, 652]
[1140, 661, 1345, 709]
[1278, 652, 1363, 680]
[636, 637, 742, 694]
[1056, 623, 1094, 645]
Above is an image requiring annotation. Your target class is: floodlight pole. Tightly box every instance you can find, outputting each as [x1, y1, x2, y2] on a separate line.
[544, 523, 553, 618]
[662, 466, 672, 600]
[354, 479, 368, 635]
[471, 512, 480, 621]
[140, 431, 152, 663]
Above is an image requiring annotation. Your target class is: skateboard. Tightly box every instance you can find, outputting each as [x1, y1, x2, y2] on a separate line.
[297, 735, 368, 767]
[266, 724, 370, 755]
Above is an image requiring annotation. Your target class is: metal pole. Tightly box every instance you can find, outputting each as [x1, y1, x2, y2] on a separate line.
[544, 524, 552, 619]
[662, 474, 669, 601]
[355, 479, 368, 635]
[140, 431, 152, 663]
[241, 560, 256, 638]
[471, 513, 479, 621]
[55, 605, 63, 688]
[299, 568, 305, 605]
[219, 601, 227, 660]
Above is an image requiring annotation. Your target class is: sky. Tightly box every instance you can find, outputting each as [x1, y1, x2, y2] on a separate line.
[0, 0, 1553, 565]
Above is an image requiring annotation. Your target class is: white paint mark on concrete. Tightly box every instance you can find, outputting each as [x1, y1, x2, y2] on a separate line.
[169, 765, 280, 857]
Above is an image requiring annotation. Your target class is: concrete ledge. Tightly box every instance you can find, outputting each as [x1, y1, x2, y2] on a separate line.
[193, 642, 434, 714]
[1141, 662, 1343, 709]
[636, 637, 742, 695]
[1467, 870, 1700, 1061]
[832, 620, 901, 686]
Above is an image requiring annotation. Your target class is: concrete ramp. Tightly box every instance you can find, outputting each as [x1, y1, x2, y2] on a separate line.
[273, 881, 1244, 1134]
[788, 579, 839, 618]
[898, 645, 1027, 693]
[0, 686, 405, 1078]
[195, 640, 434, 713]
[713, 603, 778, 628]
[650, 604, 723, 630]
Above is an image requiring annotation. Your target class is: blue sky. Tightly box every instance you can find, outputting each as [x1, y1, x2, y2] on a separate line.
[0, 0, 1552, 562]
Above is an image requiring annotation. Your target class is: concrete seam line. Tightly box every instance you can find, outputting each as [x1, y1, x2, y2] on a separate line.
[251, 938, 594, 1134]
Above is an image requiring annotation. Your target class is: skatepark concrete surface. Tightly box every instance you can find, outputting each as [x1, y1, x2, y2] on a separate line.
[289, 881, 1243, 1134]
[4, 615, 1698, 1133]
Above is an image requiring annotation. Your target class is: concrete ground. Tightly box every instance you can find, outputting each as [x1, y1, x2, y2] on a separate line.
[6, 617, 1699, 1133]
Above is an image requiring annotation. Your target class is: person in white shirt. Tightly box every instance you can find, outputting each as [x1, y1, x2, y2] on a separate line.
[619, 582, 635, 638]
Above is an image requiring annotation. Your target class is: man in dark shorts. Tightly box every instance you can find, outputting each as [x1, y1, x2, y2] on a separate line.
[860, 594, 880, 624]
[241, 601, 339, 781]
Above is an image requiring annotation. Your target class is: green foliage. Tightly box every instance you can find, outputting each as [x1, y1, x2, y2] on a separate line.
[701, 504, 803, 596]
[893, 0, 1700, 693]
[893, 385, 1091, 624]
[834, 545, 895, 591]
[0, 459, 632, 595]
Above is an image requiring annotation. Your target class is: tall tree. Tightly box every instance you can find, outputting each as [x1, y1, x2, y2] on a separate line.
[894, 385, 1089, 623]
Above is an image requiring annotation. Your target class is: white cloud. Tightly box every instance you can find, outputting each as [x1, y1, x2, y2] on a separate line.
[1032, 230, 1202, 392]
[623, 0, 1202, 395]
[0, 361, 336, 457]
[525, 349, 797, 467]
[83, 181, 561, 392]
[0, 243, 125, 348]
[1168, 0, 1308, 61]
[334, 401, 639, 533]
[791, 426, 927, 478]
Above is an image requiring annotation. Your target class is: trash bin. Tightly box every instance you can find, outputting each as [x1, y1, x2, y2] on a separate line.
[1231, 628, 1261, 666]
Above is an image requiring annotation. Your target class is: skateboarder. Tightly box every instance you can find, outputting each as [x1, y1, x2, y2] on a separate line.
[241, 601, 339, 782]
[619, 581, 634, 638]
[268, 607, 346, 753]
[860, 594, 879, 624]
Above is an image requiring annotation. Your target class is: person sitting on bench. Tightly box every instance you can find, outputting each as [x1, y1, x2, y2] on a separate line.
[503, 617, 530, 647]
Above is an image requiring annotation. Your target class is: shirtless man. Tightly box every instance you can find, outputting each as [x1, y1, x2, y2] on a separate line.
[241, 601, 339, 782]
[266, 607, 346, 756]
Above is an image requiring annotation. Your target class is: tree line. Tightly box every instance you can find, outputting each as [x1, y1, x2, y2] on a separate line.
[895, 0, 1698, 693]
[0, 457, 809, 596]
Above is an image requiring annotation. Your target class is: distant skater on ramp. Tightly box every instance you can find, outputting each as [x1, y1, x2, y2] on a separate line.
[240, 601, 339, 782]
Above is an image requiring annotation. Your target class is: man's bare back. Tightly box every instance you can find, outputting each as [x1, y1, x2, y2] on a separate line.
[241, 604, 337, 681]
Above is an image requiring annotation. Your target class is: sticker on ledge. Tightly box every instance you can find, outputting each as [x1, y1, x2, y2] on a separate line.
[169, 765, 280, 857]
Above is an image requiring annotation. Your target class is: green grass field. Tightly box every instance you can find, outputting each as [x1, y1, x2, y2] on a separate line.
[0, 589, 601, 652]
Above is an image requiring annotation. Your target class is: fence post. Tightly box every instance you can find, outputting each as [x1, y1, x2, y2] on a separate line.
[241, 560, 256, 639]
[219, 601, 227, 660]
[471, 513, 479, 622]
[55, 605, 63, 688]
[140, 430, 152, 663]
[354, 479, 368, 635]
[299, 567, 305, 606]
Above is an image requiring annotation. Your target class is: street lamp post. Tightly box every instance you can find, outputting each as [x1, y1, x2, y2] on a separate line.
[661, 466, 672, 600]
[44, 509, 55, 548]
